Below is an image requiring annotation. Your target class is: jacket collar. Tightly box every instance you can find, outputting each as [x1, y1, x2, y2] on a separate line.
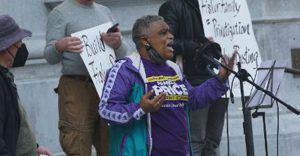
[122, 52, 183, 81]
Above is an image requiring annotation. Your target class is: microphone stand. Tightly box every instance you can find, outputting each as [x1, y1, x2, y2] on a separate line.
[201, 53, 300, 156]
[236, 61, 255, 156]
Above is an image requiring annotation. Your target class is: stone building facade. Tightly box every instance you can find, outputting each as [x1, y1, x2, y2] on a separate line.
[0, 0, 299, 155]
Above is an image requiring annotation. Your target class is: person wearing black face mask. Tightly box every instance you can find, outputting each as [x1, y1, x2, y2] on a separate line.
[0, 15, 53, 156]
[159, 0, 230, 155]
[12, 43, 29, 67]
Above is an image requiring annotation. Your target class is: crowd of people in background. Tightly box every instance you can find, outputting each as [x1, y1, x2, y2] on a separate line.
[0, 0, 237, 155]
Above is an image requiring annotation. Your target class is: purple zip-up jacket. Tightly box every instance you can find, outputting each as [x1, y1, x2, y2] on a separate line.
[99, 53, 228, 156]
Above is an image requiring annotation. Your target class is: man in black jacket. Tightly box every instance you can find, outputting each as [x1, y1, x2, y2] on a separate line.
[159, 0, 228, 155]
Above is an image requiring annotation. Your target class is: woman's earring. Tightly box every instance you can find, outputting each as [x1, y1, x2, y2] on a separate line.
[144, 43, 151, 50]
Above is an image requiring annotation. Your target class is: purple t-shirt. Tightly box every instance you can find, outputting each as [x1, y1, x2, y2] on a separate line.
[142, 58, 189, 156]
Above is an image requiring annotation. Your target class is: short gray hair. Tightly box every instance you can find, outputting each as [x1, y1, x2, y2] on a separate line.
[132, 15, 164, 50]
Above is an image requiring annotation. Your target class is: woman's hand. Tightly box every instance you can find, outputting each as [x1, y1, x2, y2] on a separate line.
[217, 50, 238, 82]
[140, 90, 166, 113]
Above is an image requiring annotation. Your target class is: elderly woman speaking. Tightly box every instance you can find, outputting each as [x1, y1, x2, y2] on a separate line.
[99, 15, 236, 156]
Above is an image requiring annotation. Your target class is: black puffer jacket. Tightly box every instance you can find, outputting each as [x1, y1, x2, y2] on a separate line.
[0, 66, 20, 156]
[159, 0, 211, 85]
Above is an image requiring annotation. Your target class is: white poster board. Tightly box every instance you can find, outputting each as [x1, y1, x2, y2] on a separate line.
[71, 22, 116, 97]
[198, 0, 262, 96]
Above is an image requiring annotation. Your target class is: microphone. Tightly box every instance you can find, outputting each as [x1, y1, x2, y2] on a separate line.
[198, 41, 222, 60]
[193, 41, 222, 70]
[201, 53, 221, 69]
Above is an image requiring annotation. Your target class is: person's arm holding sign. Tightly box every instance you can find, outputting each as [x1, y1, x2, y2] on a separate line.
[101, 23, 127, 58]
[55, 37, 83, 54]
[44, 10, 84, 64]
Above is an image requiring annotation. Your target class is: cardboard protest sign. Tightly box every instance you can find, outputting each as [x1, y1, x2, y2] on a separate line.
[198, 0, 262, 96]
[71, 22, 116, 97]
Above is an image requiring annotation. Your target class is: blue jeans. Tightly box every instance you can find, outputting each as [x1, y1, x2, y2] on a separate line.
[189, 98, 228, 156]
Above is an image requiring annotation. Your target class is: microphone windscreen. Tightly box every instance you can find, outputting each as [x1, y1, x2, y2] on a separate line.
[198, 42, 221, 59]
[193, 41, 222, 72]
